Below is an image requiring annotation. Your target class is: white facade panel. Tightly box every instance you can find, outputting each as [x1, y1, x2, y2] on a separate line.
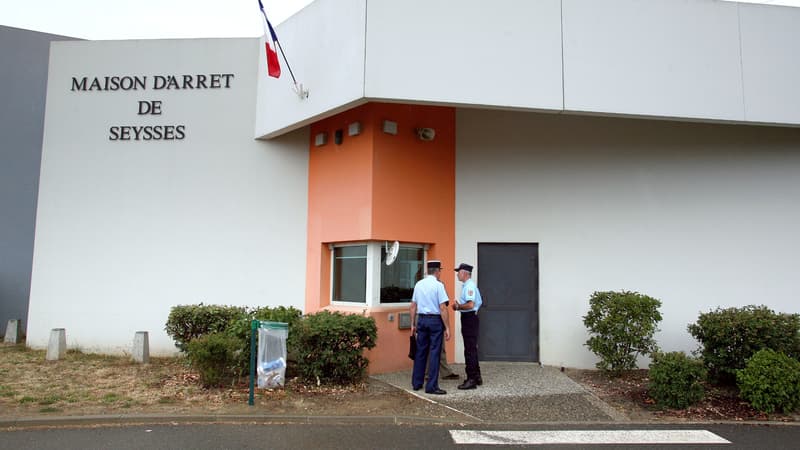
[456, 109, 800, 369]
[562, 0, 744, 122]
[28, 38, 309, 355]
[253, 0, 800, 137]
[364, 0, 563, 110]
[255, 0, 367, 138]
[739, 4, 800, 125]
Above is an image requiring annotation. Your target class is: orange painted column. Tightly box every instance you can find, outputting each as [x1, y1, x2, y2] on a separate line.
[305, 102, 455, 374]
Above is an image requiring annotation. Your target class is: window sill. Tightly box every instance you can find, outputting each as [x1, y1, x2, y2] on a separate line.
[325, 303, 411, 313]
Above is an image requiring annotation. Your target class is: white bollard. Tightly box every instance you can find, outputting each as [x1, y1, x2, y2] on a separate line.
[132, 331, 149, 364]
[4, 319, 21, 344]
[46, 328, 66, 361]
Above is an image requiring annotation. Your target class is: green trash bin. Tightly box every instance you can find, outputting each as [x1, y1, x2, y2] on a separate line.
[257, 321, 288, 388]
[249, 320, 288, 405]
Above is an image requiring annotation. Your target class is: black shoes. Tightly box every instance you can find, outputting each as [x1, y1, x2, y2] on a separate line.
[413, 385, 422, 391]
[426, 388, 447, 395]
[442, 373, 459, 380]
[457, 379, 478, 390]
[476, 377, 483, 386]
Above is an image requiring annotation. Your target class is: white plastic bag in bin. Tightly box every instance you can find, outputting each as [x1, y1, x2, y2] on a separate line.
[257, 321, 288, 388]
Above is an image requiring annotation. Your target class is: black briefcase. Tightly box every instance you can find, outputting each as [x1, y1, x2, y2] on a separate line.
[408, 335, 417, 360]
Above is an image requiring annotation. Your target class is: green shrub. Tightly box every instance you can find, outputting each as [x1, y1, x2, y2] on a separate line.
[185, 332, 242, 387]
[583, 291, 662, 375]
[736, 349, 800, 414]
[167, 304, 381, 386]
[687, 305, 800, 384]
[294, 311, 377, 385]
[648, 352, 706, 409]
[165, 304, 247, 352]
[166, 303, 303, 384]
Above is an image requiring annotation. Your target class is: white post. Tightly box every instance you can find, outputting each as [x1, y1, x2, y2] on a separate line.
[132, 331, 150, 364]
[4, 319, 21, 344]
[46, 328, 66, 360]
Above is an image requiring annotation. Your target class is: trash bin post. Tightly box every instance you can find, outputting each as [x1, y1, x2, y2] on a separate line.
[248, 319, 258, 406]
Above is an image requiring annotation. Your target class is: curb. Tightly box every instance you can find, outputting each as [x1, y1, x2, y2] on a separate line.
[0, 414, 476, 429]
[2, 414, 798, 430]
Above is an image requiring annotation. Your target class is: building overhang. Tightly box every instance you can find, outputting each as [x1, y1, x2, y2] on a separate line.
[255, 0, 800, 139]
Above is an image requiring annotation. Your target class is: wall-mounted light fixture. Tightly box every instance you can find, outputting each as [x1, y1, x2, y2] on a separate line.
[382, 120, 398, 135]
[314, 132, 328, 147]
[348, 122, 362, 136]
[415, 127, 436, 141]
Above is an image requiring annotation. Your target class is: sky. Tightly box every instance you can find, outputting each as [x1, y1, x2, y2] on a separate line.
[0, 0, 315, 40]
[0, 0, 798, 40]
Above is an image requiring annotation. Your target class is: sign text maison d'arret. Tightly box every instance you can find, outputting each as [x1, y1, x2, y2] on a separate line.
[70, 73, 235, 141]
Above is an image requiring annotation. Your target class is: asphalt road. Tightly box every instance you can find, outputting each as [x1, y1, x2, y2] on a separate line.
[1, 423, 799, 449]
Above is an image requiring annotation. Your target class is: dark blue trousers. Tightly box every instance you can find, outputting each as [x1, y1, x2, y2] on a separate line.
[412, 315, 444, 392]
[461, 311, 481, 381]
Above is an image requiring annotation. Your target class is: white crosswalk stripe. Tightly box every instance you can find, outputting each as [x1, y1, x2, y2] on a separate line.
[450, 429, 731, 445]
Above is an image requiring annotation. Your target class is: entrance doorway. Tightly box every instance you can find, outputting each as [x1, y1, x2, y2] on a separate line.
[477, 243, 539, 362]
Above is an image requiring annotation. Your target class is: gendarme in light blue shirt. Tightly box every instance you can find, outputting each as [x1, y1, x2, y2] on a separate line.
[412, 275, 449, 314]
[458, 278, 482, 312]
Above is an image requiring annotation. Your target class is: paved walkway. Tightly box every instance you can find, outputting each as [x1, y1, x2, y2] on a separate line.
[373, 362, 627, 423]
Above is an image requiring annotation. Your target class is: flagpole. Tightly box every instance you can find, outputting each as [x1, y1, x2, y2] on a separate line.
[258, 0, 308, 98]
[274, 41, 298, 88]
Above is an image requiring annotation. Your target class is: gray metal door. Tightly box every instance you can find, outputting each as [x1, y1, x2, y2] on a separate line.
[477, 243, 539, 362]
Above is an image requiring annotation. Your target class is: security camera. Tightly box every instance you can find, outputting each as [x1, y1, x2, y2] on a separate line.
[415, 127, 436, 141]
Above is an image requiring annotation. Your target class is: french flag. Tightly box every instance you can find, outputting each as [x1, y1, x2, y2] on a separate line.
[258, 0, 281, 78]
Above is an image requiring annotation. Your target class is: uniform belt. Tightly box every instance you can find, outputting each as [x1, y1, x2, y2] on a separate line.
[461, 311, 477, 316]
[418, 314, 440, 317]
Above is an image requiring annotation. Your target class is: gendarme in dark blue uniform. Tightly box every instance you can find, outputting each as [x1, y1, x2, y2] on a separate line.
[410, 260, 450, 395]
[453, 262, 483, 389]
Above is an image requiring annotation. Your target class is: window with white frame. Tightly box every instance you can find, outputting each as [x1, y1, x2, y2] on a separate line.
[332, 245, 367, 302]
[331, 242, 426, 306]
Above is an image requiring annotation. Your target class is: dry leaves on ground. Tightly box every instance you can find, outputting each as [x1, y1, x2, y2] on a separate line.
[0, 343, 459, 420]
[566, 368, 798, 423]
[4, 342, 797, 422]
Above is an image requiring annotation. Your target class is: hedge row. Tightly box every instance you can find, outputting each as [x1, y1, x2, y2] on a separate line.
[584, 293, 800, 413]
[165, 304, 376, 387]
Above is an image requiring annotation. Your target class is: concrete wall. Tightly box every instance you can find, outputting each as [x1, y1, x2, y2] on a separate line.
[257, 0, 800, 137]
[563, 0, 743, 121]
[455, 108, 800, 368]
[0, 26, 75, 338]
[364, 0, 563, 110]
[27, 38, 309, 355]
[563, 0, 800, 125]
[739, 2, 800, 124]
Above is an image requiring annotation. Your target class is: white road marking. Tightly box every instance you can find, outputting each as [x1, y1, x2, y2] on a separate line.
[450, 429, 731, 445]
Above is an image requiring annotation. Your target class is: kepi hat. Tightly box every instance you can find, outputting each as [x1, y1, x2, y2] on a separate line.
[454, 263, 473, 273]
[427, 260, 442, 270]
